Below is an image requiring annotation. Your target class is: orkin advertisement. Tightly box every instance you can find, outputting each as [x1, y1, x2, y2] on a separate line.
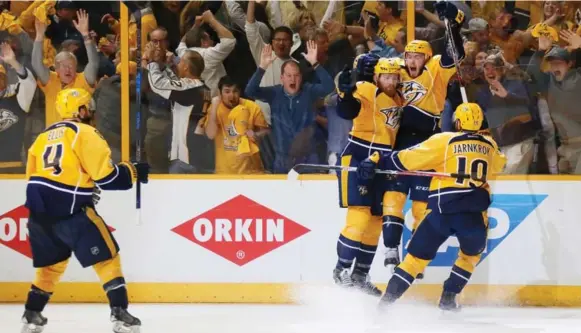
[171, 194, 311, 266]
[1, 178, 581, 290]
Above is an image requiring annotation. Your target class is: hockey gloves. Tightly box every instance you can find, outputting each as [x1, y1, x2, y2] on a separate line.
[355, 53, 380, 83]
[435, 1, 465, 28]
[357, 152, 382, 186]
[337, 65, 357, 97]
[132, 162, 150, 184]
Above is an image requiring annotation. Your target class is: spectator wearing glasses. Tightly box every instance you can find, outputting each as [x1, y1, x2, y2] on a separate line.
[142, 27, 175, 173]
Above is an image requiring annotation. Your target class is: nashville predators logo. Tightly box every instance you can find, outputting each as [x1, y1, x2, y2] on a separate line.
[380, 107, 402, 129]
[0, 109, 18, 132]
[401, 81, 427, 105]
[226, 123, 238, 137]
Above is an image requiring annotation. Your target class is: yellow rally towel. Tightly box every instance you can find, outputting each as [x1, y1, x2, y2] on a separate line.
[531, 23, 559, 42]
[0, 11, 23, 35]
[228, 105, 260, 157]
[33, 0, 56, 25]
[116, 61, 137, 75]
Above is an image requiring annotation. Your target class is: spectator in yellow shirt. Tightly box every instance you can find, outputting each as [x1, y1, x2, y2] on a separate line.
[530, 1, 577, 48]
[31, 10, 98, 126]
[487, 8, 528, 64]
[324, 1, 403, 46]
[204, 76, 270, 175]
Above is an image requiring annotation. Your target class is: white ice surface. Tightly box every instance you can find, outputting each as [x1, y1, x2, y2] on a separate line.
[2, 285, 581, 333]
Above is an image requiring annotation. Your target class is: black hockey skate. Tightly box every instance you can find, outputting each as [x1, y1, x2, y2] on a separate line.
[111, 307, 141, 333]
[333, 267, 354, 288]
[377, 290, 398, 312]
[352, 269, 382, 297]
[21, 310, 47, 333]
[438, 291, 461, 312]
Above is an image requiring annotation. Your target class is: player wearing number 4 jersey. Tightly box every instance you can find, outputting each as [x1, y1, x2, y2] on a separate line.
[358, 103, 506, 311]
[22, 88, 149, 333]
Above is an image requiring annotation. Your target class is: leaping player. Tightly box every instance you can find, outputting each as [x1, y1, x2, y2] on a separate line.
[21, 88, 149, 333]
[382, 1, 466, 278]
[358, 103, 506, 310]
[332, 55, 404, 296]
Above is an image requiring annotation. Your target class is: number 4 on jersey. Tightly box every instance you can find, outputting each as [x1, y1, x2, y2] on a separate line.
[43, 143, 64, 175]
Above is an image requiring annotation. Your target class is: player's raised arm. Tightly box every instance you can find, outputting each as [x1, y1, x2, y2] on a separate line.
[336, 53, 379, 120]
[356, 134, 445, 184]
[381, 134, 445, 172]
[434, 1, 465, 68]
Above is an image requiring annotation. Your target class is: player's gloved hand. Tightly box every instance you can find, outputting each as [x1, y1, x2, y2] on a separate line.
[435, 1, 465, 27]
[357, 152, 381, 184]
[92, 186, 101, 205]
[355, 53, 380, 83]
[132, 162, 150, 184]
[337, 65, 357, 97]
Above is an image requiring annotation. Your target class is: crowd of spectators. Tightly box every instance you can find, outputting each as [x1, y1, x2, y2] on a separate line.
[1, 0, 581, 175]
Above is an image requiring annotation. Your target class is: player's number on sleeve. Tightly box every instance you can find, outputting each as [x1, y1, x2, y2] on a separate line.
[455, 156, 488, 185]
[42, 143, 64, 176]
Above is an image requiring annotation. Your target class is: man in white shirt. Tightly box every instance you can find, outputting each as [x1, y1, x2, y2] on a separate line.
[176, 10, 236, 97]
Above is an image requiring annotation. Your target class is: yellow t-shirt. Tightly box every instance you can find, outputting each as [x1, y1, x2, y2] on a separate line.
[361, 1, 404, 45]
[377, 19, 404, 45]
[39, 72, 94, 126]
[471, 1, 506, 21]
[207, 99, 268, 175]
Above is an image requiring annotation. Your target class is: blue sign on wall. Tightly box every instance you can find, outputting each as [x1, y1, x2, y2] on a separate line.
[401, 194, 547, 266]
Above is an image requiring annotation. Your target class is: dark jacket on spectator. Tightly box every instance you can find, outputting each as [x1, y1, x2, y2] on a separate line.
[46, 16, 83, 48]
[97, 52, 116, 80]
[245, 65, 334, 173]
[93, 75, 139, 162]
[476, 77, 538, 147]
[299, 39, 353, 85]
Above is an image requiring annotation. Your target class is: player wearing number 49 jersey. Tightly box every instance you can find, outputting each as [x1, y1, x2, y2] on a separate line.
[22, 88, 149, 333]
[358, 103, 506, 311]
[382, 1, 466, 277]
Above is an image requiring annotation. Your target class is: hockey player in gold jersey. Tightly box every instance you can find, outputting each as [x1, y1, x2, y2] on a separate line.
[358, 103, 506, 311]
[382, 1, 466, 276]
[22, 88, 149, 333]
[333, 55, 404, 296]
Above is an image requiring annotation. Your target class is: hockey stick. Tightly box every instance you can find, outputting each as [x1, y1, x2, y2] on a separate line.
[289, 163, 474, 180]
[124, 1, 143, 224]
[135, 7, 143, 225]
[443, 17, 468, 103]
